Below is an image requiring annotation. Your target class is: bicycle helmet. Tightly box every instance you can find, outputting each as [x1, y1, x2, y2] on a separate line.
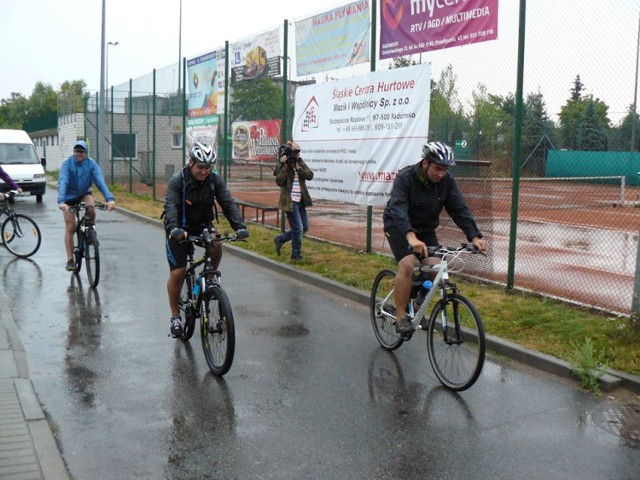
[421, 141, 456, 166]
[189, 142, 216, 166]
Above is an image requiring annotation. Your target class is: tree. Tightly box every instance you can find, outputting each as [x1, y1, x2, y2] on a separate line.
[617, 104, 640, 151]
[578, 98, 608, 151]
[0, 92, 29, 129]
[521, 90, 556, 175]
[559, 92, 610, 150]
[28, 82, 57, 119]
[58, 80, 87, 115]
[230, 78, 283, 122]
[468, 84, 513, 166]
[429, 65, 467, 145]
[570, 74, 584, 102]
[388, 56, 416, 69]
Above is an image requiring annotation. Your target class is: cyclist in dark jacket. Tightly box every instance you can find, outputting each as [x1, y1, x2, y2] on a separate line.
[382, 141, 488, 335]
[163, 142, 248, 337]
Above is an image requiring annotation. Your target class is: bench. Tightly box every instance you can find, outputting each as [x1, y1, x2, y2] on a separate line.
[236, 200, 279, 226]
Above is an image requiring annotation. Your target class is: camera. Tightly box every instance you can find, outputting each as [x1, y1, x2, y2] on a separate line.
[278, 144, 293, 158]
[278, 144, 297, 167]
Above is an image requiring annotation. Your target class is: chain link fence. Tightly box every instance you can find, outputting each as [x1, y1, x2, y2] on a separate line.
[80, 1, 639, 315]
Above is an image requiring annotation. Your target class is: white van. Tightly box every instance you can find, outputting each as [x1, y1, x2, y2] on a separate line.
[0, 129, 46, 202]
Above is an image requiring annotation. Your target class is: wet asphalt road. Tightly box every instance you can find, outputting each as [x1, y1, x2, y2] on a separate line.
[1, 195, 639, 480]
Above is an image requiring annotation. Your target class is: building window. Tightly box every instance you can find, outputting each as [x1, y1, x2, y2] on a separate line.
[112, 133, 138, 160]
[172, 133, 182, 149]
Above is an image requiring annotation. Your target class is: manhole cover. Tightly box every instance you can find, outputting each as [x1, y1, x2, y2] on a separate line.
[592, 404, 640, 445]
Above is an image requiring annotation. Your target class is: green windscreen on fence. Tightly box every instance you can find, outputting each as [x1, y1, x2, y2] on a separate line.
[546, 151, 640, 186]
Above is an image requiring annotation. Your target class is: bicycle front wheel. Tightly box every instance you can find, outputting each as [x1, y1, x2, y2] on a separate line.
[84, 230, 100, 288]
[370, 269, 404, 351]
[179, 273, 196, 341]
[201, 285, 235, 376]
[426, 293, 485, 391]
[1, 214, 41, 258]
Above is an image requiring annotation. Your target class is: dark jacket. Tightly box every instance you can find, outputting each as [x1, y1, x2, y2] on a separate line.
[274, 159, 314, 212]
[163, 166, 246, 235]
[382, 161, 482, 241]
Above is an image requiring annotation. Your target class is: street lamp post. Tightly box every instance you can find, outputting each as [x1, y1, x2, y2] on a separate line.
[107, 41, 119, 109]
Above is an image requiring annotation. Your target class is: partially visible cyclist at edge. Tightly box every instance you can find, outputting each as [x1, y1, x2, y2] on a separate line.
[57, 140, 116, 271]
[0, 165, 22, 208]
[163, 142, 249, 338]
[382, 141, 488, 335]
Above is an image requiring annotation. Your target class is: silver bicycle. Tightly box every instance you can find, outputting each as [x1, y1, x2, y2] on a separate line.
[370, 244, 486, 391]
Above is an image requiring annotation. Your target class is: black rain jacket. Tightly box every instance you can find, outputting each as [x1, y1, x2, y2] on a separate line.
[163, 166, 246, 235]
[382, 162, 482, 241]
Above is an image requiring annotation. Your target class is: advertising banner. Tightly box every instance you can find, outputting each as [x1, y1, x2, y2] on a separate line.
[295, 0, 370, 76]
[231, 120, 282, 161]
[230, 29, 281, 82]
[292, 63, 431, 206]
[380, 0, 498, 60]
[186, 116, 219, 159]
[187, 50, 226, 117]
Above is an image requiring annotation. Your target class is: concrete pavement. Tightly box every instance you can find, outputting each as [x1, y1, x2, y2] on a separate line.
[0, 291, 69, 480]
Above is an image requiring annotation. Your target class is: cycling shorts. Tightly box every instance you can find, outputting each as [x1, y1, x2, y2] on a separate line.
[384, 226, 438, 262]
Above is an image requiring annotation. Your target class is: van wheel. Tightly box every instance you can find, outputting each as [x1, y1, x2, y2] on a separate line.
[36, 194, 43, 203]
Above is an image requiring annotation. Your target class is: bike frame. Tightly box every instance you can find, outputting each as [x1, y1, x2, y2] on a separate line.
[410, 260, 450, 326]
[184, 242, 220, 315]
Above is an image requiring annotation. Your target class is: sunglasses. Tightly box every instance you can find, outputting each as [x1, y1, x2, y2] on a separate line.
[74, 149, 86, 154]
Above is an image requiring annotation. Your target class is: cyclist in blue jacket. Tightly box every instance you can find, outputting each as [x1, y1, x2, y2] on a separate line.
[383, 141, 488, 335]
[58, 140, 115, 271]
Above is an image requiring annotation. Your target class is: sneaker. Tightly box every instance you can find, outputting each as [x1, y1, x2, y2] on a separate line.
[65, 259, 75, 271]
[273, 236, 283, 256]
[395, 317, 415, 334]
[170, 315, 184, 338]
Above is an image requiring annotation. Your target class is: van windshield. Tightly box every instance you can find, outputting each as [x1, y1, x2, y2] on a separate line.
[0, 143, 40, 165]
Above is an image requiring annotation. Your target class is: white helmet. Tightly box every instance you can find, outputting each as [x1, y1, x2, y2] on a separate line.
[189, 142, 216, 166]
[422, 142, 456, 166]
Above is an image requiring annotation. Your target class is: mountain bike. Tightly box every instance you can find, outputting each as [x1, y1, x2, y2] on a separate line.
[0, 190, 42, 258]
[370, 244, 486, 391]
[177, 227, 244, 376]
[69, 201, 108, 288]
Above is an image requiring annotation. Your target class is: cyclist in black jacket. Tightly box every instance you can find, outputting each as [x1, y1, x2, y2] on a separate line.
[163, 142, 249, 338]
[382, 141, 488, 335]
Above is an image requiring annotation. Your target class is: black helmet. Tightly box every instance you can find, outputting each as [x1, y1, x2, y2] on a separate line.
[189, 142, 216, 166]
[422, 141, 455, 166]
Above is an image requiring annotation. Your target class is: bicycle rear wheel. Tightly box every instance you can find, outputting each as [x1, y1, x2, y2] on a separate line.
[84, 230, 100, 288]
[1, 213, 41, 258]
[426, 293, 485, 391]
[370, 269, 404, 350]
[201, 285, 235, 376]
[179, 273, 196, 341]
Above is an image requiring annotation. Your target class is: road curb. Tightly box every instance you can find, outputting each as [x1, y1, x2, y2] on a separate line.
[113, 204, 640, 395]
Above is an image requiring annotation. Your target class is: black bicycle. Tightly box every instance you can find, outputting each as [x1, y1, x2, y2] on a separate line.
[0, 190, 42, 258]
[177, 227, 243, 376]
[69, 201, 108, 288]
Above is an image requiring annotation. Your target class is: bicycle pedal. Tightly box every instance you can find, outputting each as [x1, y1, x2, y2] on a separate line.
[401, 332, 414, 341]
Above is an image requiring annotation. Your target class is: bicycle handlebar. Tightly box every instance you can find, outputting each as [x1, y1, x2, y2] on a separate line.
[3, 190, 23, 200]
[412, 242, 486, 261]
[183, 227, 245, 247]
[68, 201, 109, 213]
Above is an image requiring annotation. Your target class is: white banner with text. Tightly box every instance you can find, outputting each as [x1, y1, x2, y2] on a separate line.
[292, 63, 431, 206]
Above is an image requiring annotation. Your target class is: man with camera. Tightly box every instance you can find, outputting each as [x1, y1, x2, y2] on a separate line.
[273, 141, 314, 260]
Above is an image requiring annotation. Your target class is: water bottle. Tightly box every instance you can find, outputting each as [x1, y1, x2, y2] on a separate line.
[415, 280, 433, 306]
[193, 275, 201, 297]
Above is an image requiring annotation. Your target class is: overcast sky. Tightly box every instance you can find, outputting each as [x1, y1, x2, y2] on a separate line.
[1, 0, 638, 123]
